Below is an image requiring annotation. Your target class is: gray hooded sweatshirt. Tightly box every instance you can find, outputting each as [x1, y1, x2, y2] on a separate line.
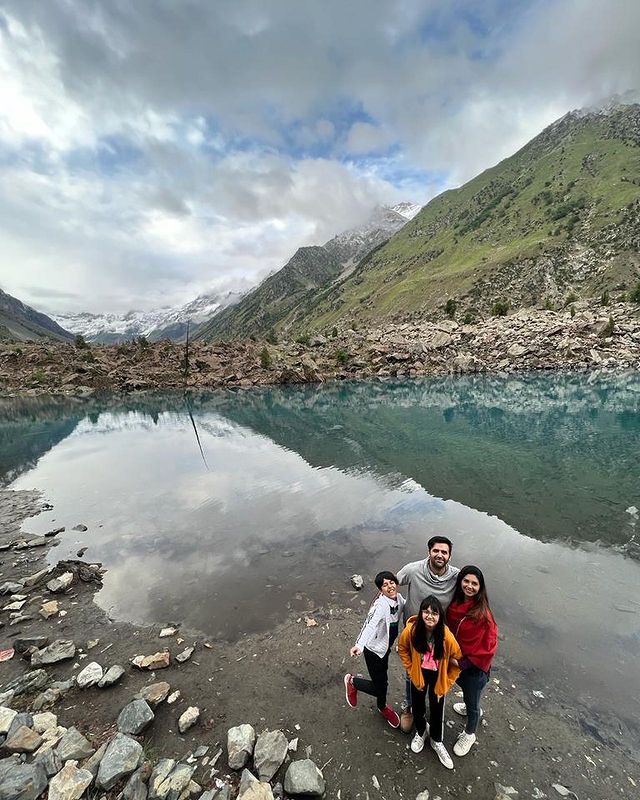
[396, 558, 460, 621]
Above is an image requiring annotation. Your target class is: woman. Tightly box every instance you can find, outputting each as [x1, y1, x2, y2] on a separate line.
[446, 565, 498, 757]
[344, 571, 405, 728]
[398, 595, 462, 769]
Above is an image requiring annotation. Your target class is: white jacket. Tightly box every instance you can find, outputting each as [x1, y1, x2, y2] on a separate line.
[354, 592, 405, 658]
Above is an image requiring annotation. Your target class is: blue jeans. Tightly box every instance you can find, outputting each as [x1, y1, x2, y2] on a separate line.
[456, 665, 489, 734]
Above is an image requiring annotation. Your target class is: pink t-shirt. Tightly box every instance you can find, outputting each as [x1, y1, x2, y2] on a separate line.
[421, 647, 439, 671]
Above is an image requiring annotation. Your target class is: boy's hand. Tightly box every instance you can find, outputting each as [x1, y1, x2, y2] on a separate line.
[350, 646, 362, 657]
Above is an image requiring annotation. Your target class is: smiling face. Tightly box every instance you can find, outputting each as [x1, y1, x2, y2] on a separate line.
[461, 573, 481, 599]
[428, 541, 451, 574]
[379, 578, 397, 600]
[421, 605, 440, 631]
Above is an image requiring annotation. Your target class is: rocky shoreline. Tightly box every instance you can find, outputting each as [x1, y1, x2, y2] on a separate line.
[1, 303, 639, 396]
[1, 489, 639, 800]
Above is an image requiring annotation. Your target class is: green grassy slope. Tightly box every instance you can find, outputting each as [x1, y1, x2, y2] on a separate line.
[296, 105, 640, 331]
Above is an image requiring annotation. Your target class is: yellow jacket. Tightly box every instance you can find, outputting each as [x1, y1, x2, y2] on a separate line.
[398, 615, 463, 698]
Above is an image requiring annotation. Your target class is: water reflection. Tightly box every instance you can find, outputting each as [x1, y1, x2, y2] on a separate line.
[2, 373, 640, 740]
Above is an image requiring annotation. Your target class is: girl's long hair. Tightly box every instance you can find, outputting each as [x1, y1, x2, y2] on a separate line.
[452, 565, 495, 622]
[411, 595, 445, 660]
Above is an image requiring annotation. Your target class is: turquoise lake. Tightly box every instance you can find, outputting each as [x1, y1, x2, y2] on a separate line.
[2, 371, 639, 747]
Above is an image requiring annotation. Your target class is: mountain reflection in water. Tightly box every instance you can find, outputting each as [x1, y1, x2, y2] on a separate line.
[2, 371, 640, 742]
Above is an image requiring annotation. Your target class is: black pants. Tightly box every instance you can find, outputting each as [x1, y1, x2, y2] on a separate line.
[411, 669, 444, 742]
[352, 630, 397, 710]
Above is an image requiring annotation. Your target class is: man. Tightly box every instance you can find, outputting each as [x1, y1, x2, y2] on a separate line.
[396, 535, 459, 733]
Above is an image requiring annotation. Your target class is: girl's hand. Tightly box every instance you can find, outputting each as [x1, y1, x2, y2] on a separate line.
[350, 646, 362, 657]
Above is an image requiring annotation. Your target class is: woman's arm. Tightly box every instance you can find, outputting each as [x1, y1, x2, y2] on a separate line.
[397, 626, 413, 673]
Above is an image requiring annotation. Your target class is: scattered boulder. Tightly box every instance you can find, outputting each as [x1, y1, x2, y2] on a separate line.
[81, 741, 108, 778]
[21, 568, 51, 588]
[0, 759, 47, 800]
[416, 792, 430, 800]
[39, 600, 59, 619]
[152, 762, 195, 800]
[159, 627, 177, 638]
[227, 724, 256, 769]
[4, 668, 48, 696]
[254, 730, 288, 781]
[13, 636, 48, 653]
[148, 758, 175, 799]
[137, 681, 170, 707]
[98, 664, 125, 688]
[30, 639, 75, 666]
[117, 699, 155, 735]
[0, 581, 24, 595]
[96, 733, 143, 790]
[284, 759, 325, 797]
[46, 573, 74, 593]
[131, 651, 170, 670]
[33, 711, 58, 734]
[350, 574, 364, 590]
[175, 646, 194, 663]
[34, 746, 63, 778]
[56, 727, 95, 761]
[6, 711, 33, 738]
[4, 724, 42, 753]
[0, 706, 17, 734]
[124, 765, 150, 800]
[76, 661, 103, 688]
[178, 706, 199, 734]
[48, 759, 93, 800]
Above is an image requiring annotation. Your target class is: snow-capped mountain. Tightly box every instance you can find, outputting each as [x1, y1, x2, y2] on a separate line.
[391, 201, 422, 220]
[53, 289, 244, 344]
[322, 204, 414, 267]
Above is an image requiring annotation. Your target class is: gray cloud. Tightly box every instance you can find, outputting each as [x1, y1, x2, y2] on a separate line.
[0, 0, 638, 313]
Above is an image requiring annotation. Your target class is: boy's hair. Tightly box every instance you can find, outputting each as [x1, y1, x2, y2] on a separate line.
[374, 570, 398, 589]
[427, 535, 453, 554]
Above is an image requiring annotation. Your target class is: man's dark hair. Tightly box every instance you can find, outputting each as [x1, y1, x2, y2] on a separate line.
[374, 570, 398, 589]
[427, 536, 453, 554]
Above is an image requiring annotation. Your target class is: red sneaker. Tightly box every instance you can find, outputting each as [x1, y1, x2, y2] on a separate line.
[344, 674, 357, 708]
[380, 705, 400, 728]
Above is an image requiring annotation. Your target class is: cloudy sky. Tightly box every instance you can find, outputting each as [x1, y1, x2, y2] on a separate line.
[1, 0, 639, 314]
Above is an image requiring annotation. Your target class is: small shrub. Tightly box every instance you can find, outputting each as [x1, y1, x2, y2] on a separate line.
[335, 348, 349, 365]
[331, 326, 338, 338]
[260, 347, 272, 369]
[266, 330, 278, 345]
[32, 368, 46, 383]
[630, 281, 640, 303]
[295, 334, 311, 346]
[491, 300, 509, 317]
[462, 312, 476, 325]
[74, 334, 89, 349]
[444, 298, 457, 319]
[82, 350, 96, 363]
[599, 315, 615, 338]
[600, 289, 610, 306]
[564, 292, 578, 307]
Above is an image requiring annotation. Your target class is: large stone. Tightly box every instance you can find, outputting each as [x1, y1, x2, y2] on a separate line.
[117, 699, 155, 735]
[227, 724, 256, 769]
[152, 763, 195, 800]
[136, 681, 170, 707]
[4, 725, 43, 753]
[284, 759, 326, 797]
[48, 760, 94, 800]
[131, 651, 170, 670]
[76, 661, 103, 688]
[13, 636, 48, 653]
[34, 745, 63, 777]
[7, 712, 33, 739]
[0, 707, 17, 735]
[81, 741, 108, 778]
[241, 784, 274, 800]
[254, 730, 288, 782]
[96, 733, 143, 790]
[21, 568, 51, 588]
[57, 726, 95, 761]
[0, 759, 47, 800]
[177, 706, 199, 734]
[47, 572, 74, 593]
[98, 664, 125, 688]
[5, 668, 48, 696]
[148, 758, 176, 800]
[30, 639, 75, 666]
[33, 711, 58, 734]
[124, 766, 149, 800]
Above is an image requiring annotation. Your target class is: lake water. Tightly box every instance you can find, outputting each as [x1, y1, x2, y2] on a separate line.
[2, 371, 640, 747]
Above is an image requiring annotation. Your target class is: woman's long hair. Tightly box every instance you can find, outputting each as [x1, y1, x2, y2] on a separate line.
[452, 565, 495, 622]
[411, 595, 445, 660]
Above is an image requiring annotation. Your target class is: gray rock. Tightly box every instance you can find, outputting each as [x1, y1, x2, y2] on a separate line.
[350, 574, 364, 590]
[96, 733, 143, 790]
[13, 636, 48, 653]
[34, 745, 63, 777]
[4, 725, 42, 753]
[272, 782, 283, 799]
[0, 759, 47, 800]
[124, 766, 149, 800]
[117, 699, 155, 735]
[57, 726, 95, 761]
[178, 779, 201, 800]
[175, 646, 194, 663]
[153, 763, 195, 800]
[4, 668, 48, 696]
[46, 572, 74, 593]
[76, 661, 103, 688]
[136, 681, 170, 707]
[7, 712, 33, 740]
[98, 664, 125, 688]
[227, 724, 256, 769]
[238, 769, 258, 797]
[32, 687, 61, 711]
[177, 706, 199, 734]
[32, 711, 57, 734]
[0, 691, 15, 707]
[193, 746, 209, 758]
[0, 581, 24, 595]
[239, 784, 274, 800]
[30, 639, 75, 666]
[148, 758, 176, 800]
[284, 759, 326, 797]
[21, 567, 51, 588]
[0, 707, 17, 735]
[48, 759, 94, 800]
[494, 785, 519, 800]
[72, 524, 88, 531]
[254, 730, 288, 782]
[82, 742, 108, 778]
[416, 792, 430, 800]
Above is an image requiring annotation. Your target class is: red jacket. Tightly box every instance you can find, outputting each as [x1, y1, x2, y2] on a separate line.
[446, 599, 498, 673]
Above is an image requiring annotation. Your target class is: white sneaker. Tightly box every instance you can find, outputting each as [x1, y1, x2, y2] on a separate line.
[453, 702, 483, 718]
[410, 730, 427, 753]
[453, 731, 476, 756]
[430, 740, 454, 769]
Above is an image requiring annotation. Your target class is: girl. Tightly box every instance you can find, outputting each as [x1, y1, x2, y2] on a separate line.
[398, 595, 462, 769]
[446, 565, 498, 757]
[344, 571, 405, 728]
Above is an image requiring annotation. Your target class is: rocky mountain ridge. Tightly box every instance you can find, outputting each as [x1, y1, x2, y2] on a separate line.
[0, 289, 73, 343]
